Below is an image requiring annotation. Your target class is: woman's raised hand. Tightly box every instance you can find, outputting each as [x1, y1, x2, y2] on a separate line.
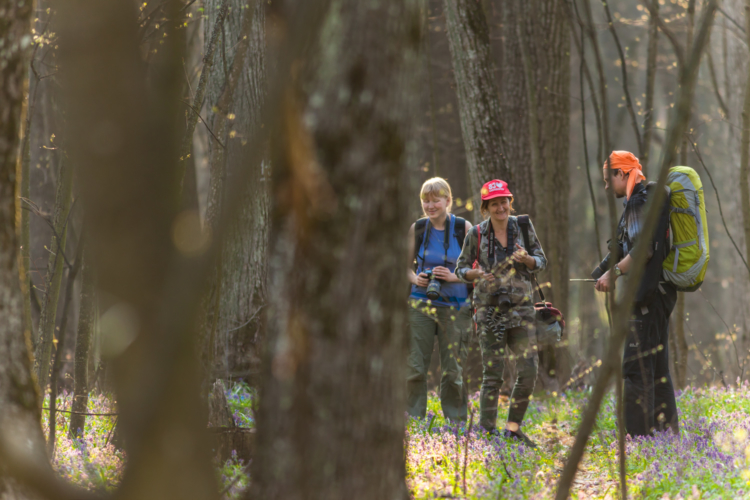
[512, 243, 534, 269]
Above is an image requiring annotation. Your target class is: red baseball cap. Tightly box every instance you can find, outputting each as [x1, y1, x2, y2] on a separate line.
[480, 179, 513, 200]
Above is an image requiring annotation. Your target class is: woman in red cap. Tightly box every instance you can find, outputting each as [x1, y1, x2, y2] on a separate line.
[455, 179, 547, 447]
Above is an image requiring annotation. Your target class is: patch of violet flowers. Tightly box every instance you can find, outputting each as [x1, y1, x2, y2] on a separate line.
[43, 381, 750, 499]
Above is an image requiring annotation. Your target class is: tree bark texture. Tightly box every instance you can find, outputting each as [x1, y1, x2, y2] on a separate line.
[250, 1, 420, 499]
[177, 0, 229, 201]
[202, 0, 268, 382]
[497, 0, 533, 217]
[69, 249, 95, 439]
[674, 292, 687, 388]
[669, 0, 696, 392]
[19, 93, 33, 340]
[419, 0, 471, 206]
[742, 0, 750, 270]
[34, 153, 73, 392]
[443, 0, 509, 207]
[498, 0, 571, 383]
[58, 0, 218, 497]
[47, 233, 83, 455]
[0, 0, 47, 496]
[500, 0, 570, 308]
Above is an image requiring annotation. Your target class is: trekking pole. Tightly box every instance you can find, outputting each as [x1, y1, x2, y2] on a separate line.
[570, 278, 668, 283]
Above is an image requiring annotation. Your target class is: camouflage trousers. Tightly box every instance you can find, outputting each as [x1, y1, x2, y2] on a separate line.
[476, 303, 538, 431]
[407, 303, 471, 421]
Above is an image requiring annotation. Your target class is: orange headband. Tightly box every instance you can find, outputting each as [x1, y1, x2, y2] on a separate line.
[603, 150, 646, 200]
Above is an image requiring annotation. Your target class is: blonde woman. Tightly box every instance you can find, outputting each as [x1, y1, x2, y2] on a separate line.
[407, 178, 472, 422]
[455, 179, 546, 447]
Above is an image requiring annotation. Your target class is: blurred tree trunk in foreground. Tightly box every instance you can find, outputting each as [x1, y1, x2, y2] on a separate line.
[58, 0, 218, 498]
[0, 0, 47, 497]
[443, 0, 509, 206]
[501, 0, 571, 389]
[202, 0, 268, 385]
[250, 1, 420, 499]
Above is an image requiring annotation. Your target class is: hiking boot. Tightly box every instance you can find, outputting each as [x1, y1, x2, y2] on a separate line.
[503, 429, 538, 449]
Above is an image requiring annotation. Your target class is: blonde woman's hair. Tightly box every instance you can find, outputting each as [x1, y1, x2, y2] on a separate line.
[420, 177, 452, 215]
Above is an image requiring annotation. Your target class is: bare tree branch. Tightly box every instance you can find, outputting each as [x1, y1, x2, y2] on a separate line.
[687, 134, 750, 275]
[576, 2, 626, 495]
[706, 49, 730, 118]
[718, 5, 745, 33]
[177, 0, 230, 199]
[563, 0, 603, 261]
[642, 0, 659, 172]
[601, 1, 643, 158]
[639, 0, 685, 67]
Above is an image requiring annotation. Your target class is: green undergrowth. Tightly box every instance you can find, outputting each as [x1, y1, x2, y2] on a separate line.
[42, 382, 750, 499]
[407, 385, 750, 499]
[43, 382, 256, 498]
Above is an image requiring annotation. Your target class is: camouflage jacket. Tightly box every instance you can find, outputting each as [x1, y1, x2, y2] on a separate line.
[455, 217, 547, 311]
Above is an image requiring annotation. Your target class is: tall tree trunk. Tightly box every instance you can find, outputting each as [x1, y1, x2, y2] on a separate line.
[515, 0, 543, 211]
[34, 153, 74, 391]
[19, 90, 34, 338]
[70, 248, 95, 439]
[58, 0, 219, 497]
[498, 0, 534, 217]
[671, 0, 697, 391]
[177, 0, 229, 202]
[742, 0, 750, 272]
[47, 234, 83, 455]
[498, 0, 571, 386]
[673, 294, 687, 387]
[202, 0, 268, 384]
[420, 0, 471, 209]
[0, 0, 47, 496]
[250, 1, 419, 498]
[443, 0, 509, 205]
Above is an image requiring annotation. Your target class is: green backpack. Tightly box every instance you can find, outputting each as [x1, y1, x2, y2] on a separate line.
[662, 166, 710, 291]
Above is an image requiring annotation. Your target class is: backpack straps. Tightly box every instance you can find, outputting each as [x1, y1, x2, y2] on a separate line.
[473, 225, 482, 269]
[416, 215, 467, 264]
[413, 218, 428, 269]
[454, 216, 467, 247]
[516, 215, 545, 302]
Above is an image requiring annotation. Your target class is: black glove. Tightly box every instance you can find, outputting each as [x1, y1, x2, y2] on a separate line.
[591, 253, 610, 280]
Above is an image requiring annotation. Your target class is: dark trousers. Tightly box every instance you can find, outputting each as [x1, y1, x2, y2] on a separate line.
[622, 286, 679, 436]
[478, 325, 537, 430]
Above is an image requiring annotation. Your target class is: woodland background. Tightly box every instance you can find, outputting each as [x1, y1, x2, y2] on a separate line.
[1, 0, 749, 499]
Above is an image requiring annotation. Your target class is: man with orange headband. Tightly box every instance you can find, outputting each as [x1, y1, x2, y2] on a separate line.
[593, 150, 679, 437]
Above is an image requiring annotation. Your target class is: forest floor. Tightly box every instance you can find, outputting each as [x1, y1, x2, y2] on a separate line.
[43, 382, 750, 499]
